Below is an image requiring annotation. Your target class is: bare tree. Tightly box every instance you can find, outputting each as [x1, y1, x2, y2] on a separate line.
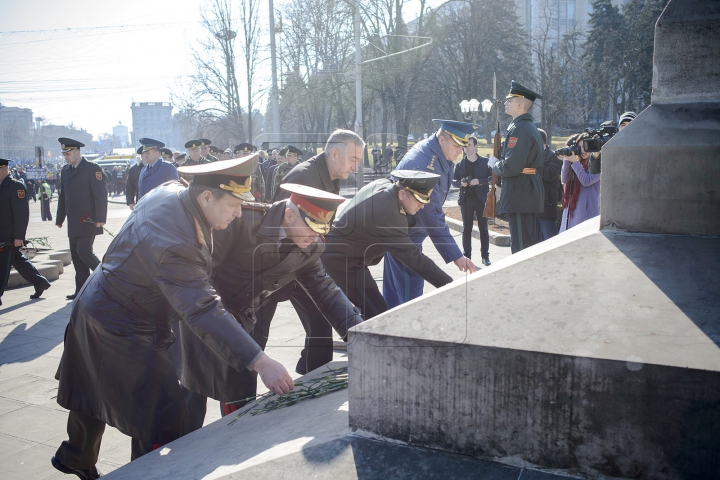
[239, 0, 262, 142]
[185, 0, 245, 142]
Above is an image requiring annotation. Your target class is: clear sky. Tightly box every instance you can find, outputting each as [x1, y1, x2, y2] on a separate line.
[0, 0, 437, 139]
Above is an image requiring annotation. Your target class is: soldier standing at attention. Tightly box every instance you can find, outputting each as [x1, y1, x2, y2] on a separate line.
[55, 138, 108, 300]
[487, 81, 545, 253]
[136, 138, 180, 200]
[184, 140, 208, 166]
[234, 143, 265, 201]
[199, 139, 218, 162]
[0, 158, 52, 306]
[382, 120, 477, 309]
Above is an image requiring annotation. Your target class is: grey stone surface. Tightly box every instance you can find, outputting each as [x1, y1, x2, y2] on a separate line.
[34, 256, 64, 274]
[651, 0, 720, 103]
[47, 251, 72, 266]
[7, 264, 58, 287]
[349, 218, 720, 478]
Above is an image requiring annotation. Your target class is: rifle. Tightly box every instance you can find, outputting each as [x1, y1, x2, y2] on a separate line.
[483, 72, 501, 219]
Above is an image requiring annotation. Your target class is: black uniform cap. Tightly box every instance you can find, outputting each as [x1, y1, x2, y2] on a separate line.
[185, 140, 202, 149]
[233, 143, 257, 154]
[58, 138, 85, 152]
[160, 148, 173, 157]
[391, 169, 441, 204]
[506, 80, 542, 102]
[199, 139, 212, 147]
[0, 158, 11, 167]
[280, 183, 345, 235]
[178, 155, 259, 202]
[209, 145, 222, 155]
[136, 146, 143, 155]
[284, 145, 303, 156]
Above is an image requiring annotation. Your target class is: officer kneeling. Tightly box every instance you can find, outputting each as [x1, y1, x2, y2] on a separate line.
[51, 156, 294, 479]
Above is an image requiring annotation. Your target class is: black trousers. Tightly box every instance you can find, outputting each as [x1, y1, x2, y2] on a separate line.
[343, 285, 387, 320]
[55, 411, 156, 470]
[0, 246, 49, 298]
[459, 194, 489, 260]
[69, 236, 100, 295]
[508, 212, 537, 254]
[40, 199, 53, 221]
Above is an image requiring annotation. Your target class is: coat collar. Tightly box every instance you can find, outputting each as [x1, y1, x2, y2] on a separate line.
[179, 188, 213, 253]
[313, 152, 340, 194]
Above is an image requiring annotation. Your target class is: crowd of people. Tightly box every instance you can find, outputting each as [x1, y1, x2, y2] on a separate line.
[0, 79, 637, 480]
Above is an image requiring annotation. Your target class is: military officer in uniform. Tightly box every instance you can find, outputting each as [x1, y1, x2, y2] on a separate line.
[198, 182, 362, 416]
[51, 157, 294, 479]
[234, 143, 265, 201]
[269, 129, 365, 374]
[55, 138, 108, 300]
[137, 138, 180, 200]
[184, 140, 208, 166]
[266, 147, 287, 199]
[199, 139, 218, 162]
[160, 148, 173, 162]
[0, 159, 52, 306]
[270, 145, 303, 200]
[487, 81, 545, 253]
[382, 120, 476, 309]
[323, 170, 453, 318]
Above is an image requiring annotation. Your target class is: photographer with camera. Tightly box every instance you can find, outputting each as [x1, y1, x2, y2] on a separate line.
[453, 136, 492, 266]
[556, 133, 601, 232]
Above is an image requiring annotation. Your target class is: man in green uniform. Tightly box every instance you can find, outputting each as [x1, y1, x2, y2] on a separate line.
[199, 139, 218, 162]
[488, 81, 544, 253]
[270, 145, 302, 200]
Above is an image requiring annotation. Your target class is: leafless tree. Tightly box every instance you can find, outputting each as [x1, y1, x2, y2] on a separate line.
[239, 0, 262, 142]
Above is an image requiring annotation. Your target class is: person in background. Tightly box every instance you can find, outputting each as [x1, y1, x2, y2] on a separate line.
[136, 138, 179, 200]
[125, 148, 143, 210]
[535, 128, 563, 242]
[452, 136, 491, 266]
[557, 133, 601, 232]
[40, 179, 53, 221]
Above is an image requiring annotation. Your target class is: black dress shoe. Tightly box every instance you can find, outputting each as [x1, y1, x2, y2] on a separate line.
[51, 456, 102, 479]
[66, 294, 77, 300]
[482, 257, 491, 266]
[30, 281, 51, 299]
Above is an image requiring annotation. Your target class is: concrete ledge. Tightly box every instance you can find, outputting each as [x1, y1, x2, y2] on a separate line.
[8, 264, 58, 287]
[446, 216, 510, 246]
[34, 256, 64, 274]
[48, 250, 72, 266]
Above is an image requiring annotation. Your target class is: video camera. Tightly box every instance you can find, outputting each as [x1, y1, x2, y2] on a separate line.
[581, 121, 618, 153]
[555, 144, 582, 157]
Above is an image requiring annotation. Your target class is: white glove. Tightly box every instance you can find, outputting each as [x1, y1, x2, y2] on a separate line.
[488, 155, 499, 169]
[494, 185, 502, 202]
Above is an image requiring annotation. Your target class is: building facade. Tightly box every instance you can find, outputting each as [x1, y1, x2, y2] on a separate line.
[130, 102, 173, 148]
[112, 121, 130, 148]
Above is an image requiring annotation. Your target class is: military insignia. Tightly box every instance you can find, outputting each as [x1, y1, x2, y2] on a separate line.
[17, 190, 25, 199]
[508, 137, 518, 148]
[428, 156, 436, 171]
[95, 172, 103, 180]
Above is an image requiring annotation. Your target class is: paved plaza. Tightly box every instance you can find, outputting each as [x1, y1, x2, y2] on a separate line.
[0, 189, 511, 479]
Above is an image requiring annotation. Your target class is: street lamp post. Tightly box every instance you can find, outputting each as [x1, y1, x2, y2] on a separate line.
[459, 98, 494, 143]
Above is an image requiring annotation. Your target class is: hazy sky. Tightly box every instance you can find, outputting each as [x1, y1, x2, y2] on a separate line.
[1, 0, 435, 139]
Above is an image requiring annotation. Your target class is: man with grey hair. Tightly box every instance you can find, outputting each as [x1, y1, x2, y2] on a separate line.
[265, 128, 365, 374]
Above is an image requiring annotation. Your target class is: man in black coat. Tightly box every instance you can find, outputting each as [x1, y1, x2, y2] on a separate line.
[51, 157, 294, 479]
[0, 159, 51, 306]
[452, 136, 492, 265]
[183, 182, 362, 417]
[535, 129, 563, 242]
[269, 129, 365, 374]
[125, 151, 143, 209]
[55, 138, 108, 299]
[323, 171, 453, 318]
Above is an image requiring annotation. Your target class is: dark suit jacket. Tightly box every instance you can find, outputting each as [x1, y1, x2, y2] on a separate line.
[272, 152, 339, 201]
[537, 146, 563, 220]
[323, 179, 453, 289]
[125, 162, 142, 205]
[452, 155, 491, 203]
[56, 158, 108, 238]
